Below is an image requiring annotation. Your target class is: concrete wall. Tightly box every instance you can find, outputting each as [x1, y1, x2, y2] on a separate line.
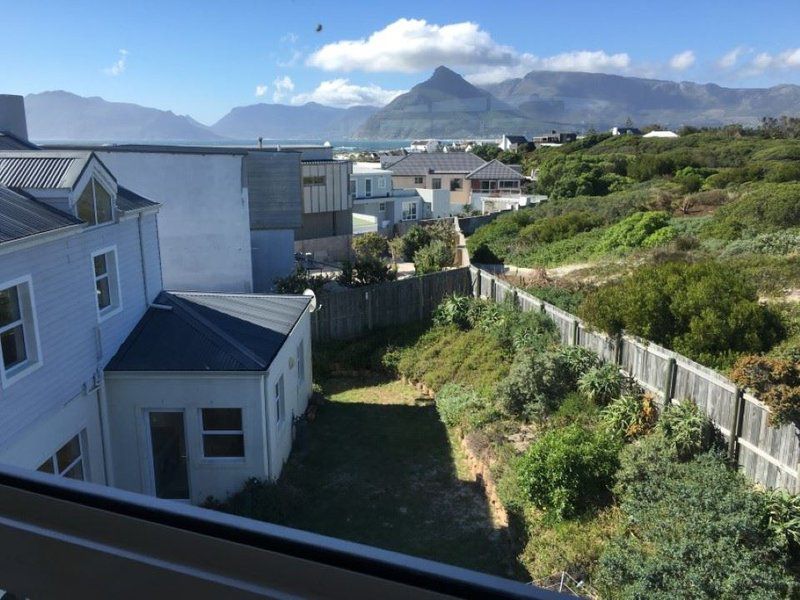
[95, 151, 253, 293]
[351, 171, 392, 200]
[353, 199, 394, 228]
[245, 151, 302, 230]
[296, 210, 353, 240]
[295, 234, 352, 263]
[392, 175, 470, 205]
[251, 229, 295, 292]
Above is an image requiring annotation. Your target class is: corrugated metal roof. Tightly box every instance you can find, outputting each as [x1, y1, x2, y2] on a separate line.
[466, 159, 526, 180]
[0, 132, 39, 150]
[388, 152, 486, 176]
[0, 186, 82, 244]
[116, 186, 159, 212]
[106, 291, 311, 372]
[0, 151, 94, 189]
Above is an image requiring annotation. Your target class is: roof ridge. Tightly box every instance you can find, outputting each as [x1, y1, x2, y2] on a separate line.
[166, 293, 268, 369]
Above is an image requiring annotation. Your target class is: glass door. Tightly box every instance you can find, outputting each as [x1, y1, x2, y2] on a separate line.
[147, 411, 190, 500]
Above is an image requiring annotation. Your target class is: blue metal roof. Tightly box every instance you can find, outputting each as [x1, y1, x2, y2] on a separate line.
[116, 186, 159, 212]
[106, 291, 310, 372]
[0, 151, 94, 189]
[0, 186, 82, 244]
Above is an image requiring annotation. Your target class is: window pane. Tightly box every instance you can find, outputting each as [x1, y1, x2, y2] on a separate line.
[62, 460, 84, 481]
[93, 254, 108, 276]
[0, 286, 21, 327]
[56, 435, 82, 472]
[202, 408, 242, 431]
[203, 434, 244, 457]
[94, 182, 113, 223]
[96, 277, 111, 310]
[432, 178, 442, 190]
[77, 184, 96, 225]
[37, 459, 55, 474]
[1, 324, 27, 368]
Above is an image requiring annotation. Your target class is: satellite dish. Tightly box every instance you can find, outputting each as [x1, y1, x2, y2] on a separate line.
[303, 288, 318, 312]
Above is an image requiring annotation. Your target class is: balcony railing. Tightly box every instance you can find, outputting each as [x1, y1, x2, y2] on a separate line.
[0, 463, 564, 599]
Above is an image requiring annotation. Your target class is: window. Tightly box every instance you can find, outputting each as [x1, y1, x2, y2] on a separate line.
[432, 178, 442, 190]
[450, 178, 462, 191]
[499, 180, 519, 189]
[402, 201, 417, 221]
[378, 202, 386, 211]
[479, 180, 497, 191]
[0, 278, 40, 385]
[378, 177, 386, 189]
[275, 376, 285, 423]
[297, 341, 305, 383]
[302, 175, 326, 186]
[413, 176, 424, 185]
[348, 179, 356, 195]
[38, 433, 85, 480]
[365, 178, 372, 197]
[92, 248, 122, 319]
[76, 178, 114, 226]
[201, 409, 244, 458]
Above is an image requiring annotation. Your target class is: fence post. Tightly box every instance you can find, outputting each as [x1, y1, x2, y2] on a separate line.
[418, 276, 425, 320]
[512, 289, 519, 308]
[571, 319, 580, 346]
[662, 358, 676, 405]
[614, 335, 624, 366]
[490, 276, 496, 301]
[728, 387, 745, 462]
[365, 290, 373, 331]
[475, 268, 482, 298]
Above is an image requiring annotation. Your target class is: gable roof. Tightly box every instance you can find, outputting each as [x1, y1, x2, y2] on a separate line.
[106, 291, 311, 372]
[0, 186, 82, 244]
[116, 186, 160, 212]
[0, 132, 39, 151]
[466, 159, 526, 180]
[0, 151, 99, 189]
[503, 135, 528, 144]
[388, 152, 486, 176]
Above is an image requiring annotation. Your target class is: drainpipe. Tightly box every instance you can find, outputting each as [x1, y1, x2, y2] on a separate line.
[137, 213, 151, 303]
[97, 375, 115, 486]
[261, 372, 273, 481]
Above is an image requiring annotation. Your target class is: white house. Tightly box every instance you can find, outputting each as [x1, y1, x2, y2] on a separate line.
[498, 135, 528, 151]
[104, 292, 313, 503]
[408, 140, 441, 153]
[643, 130, 679, 138]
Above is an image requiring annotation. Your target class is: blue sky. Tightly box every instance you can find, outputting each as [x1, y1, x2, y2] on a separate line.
[3, 0, 800, 124]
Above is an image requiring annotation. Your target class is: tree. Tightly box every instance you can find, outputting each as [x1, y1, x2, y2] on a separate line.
[352, 232, 389, 259]
[471, 143, 501, 161]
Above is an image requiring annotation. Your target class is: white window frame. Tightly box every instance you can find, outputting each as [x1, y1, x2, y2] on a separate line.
[275, 375, 285, 424]
[365, 178, 372, 197]
[297, 341, 305, 383]
[91, 246, 123, 323]
[37, 431, 87, 481]
[0, 275, 43, 389]
[200, 408, 245, 460]
[402, 201, 418, 221]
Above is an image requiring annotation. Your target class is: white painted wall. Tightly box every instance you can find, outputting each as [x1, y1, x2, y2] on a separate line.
[95, 151, 253, 293]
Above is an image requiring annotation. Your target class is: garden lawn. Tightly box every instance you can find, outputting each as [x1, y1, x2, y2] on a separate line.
[267, 375, 523, 579]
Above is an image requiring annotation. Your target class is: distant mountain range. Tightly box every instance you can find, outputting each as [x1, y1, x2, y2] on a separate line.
[19, 68, 800, 142]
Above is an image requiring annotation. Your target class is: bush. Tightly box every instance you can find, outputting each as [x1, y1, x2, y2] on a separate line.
[413, 239, 452, 275]
[721, 229, 800, 257]
[434, 383, 494, 431]
[517, 211, 601, 245]
[602, 393, 658, 441]
[730, 355, 800, 426]
[432, 294, 474, 329]
[578, 364, 625, 406]
[596, 210, 673, 253]
[337, 256, 397, 287]
[597, 452, 795, 599]
[396, 225, 431, 261]
[517, 425, 620, 519]
[579, 261, 785, 368]
[762, 489, 800, 556]
[352, 232, 389, 259]
[706, 182, 800, 240]
[657, 400, 715, 461]
[273, 265, 331, 294]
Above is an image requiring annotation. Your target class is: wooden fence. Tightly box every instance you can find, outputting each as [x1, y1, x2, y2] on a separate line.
[471, 266, 800, 492]
[311, 267, 472, 342]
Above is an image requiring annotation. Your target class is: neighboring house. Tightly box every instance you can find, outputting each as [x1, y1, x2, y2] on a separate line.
[611, 126, 643, 136]
[408, 140, 441, 153]
[498, 134, 528, 151]
[643, 130, 679, 138]
[388, 152, 486, 209]
[0, 150, 162, 488]
[531, 131, 577, 145]
[105, 291, 313, 503]
[466, 159, 528, 211]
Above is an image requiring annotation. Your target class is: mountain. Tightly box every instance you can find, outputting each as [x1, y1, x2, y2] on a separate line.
[356, 66, 535, 139]
[482, 71, 800, 130]
[24, 91, 223, 142]
[211, 102, 380, 140]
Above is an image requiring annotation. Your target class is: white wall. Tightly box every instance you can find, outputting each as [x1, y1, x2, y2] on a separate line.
[96, 151, 253, 293]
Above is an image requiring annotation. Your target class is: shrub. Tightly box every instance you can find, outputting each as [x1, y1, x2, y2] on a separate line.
[597, 452, 794, 599]
[273, 265, 331, 294]
[517, 211, 601, 245]
[706, 182, 800, 239]
[721, 229, 800, 257]
[337, 256, 397, 287]
[554, 345, 600, 385]
[434, 383, 485, 430]
[730, 356, 800, 426]
[524, 283, 587, 313]
[517, 425, 620, 519]
[413, 239, 452, 275]
[657, 400, 715, 461]
[578, 364, 624, 406]
[602, 393, 658, 441]
[496, 349, 579, 419]
[396, 225, 432, 260]
[596, 211, 673, 253]
[762, 489, 800, 556]
[352, 232, 389, 259]
[432, 294, 474, 329]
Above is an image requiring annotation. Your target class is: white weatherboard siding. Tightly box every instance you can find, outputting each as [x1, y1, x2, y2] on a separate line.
[0, 215, 160, 483]
[95, 151, 253, 293]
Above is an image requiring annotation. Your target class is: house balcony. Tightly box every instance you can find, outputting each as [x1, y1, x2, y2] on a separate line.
[0, 463, 560, 598]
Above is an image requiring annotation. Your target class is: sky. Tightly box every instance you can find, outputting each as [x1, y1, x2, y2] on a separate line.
[3, 0, 800, 124]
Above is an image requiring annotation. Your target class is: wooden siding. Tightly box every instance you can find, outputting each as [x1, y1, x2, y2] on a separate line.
[245, 152, 302, 230]
[302, 161, 352, 214]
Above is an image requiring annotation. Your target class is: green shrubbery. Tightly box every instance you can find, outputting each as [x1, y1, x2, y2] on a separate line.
[578, 364, 625, 406]
[434, 383, 496, 431]
[392, 221, 457, 276]
[596, 210, 675, 253]
[601, 393, 658, 441]
[705, 182, 800, 239]
[517, 425, 620, 520]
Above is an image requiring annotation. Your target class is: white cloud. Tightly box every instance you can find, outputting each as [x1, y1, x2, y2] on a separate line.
[306, 18, 630, 85]
[272, 75, 295, 103]
[669, 50, 695, 71]
[278, 49, 304, 68]
[291, 79, 404, 107]
[717, 47, 747, 69]
[255, 84, 268, 97]
[743, 48, 800, 75]
[103, 49, 129, 76]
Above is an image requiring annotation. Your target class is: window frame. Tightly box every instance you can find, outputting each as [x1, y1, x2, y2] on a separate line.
[302, 175, 326, 186]
[0, 275, 42, 389]
[200, 408, 245, 460]
[431, 178, 442, 190]
[402, 201, 418, 221]
[37, 432, 87, 481]
[450, 178, 462, 192]
[75, 177, 115, 227]
[275, 375, 285, 424]
[91, 246, 123, 322]
[413, 176, 424, 185]
[378, 177, 386, 189]
[378, 202, 386, 212]
[365, 178, 372, 197]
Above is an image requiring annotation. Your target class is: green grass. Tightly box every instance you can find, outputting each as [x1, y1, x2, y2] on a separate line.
[220, 374, 524, 579]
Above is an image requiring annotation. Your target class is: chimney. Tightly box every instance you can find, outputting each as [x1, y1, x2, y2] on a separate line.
[0, 95, 29, 141]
